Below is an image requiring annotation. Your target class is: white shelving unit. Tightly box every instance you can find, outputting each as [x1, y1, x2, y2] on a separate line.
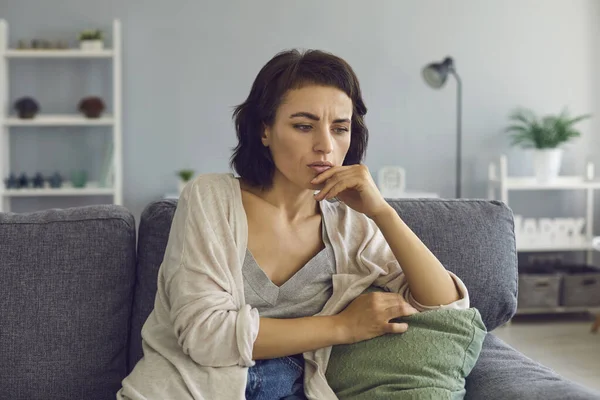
[488, 154, 600, 317]
[0, 19, 123, 212]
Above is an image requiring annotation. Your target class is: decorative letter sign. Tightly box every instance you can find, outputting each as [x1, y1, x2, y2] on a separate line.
[513, 215, 587, 249]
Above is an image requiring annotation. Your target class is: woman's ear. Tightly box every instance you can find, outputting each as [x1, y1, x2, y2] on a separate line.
[261, 124, 270, 147]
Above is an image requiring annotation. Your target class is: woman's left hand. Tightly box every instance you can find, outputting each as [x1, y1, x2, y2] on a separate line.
[311, 164, 391, 219]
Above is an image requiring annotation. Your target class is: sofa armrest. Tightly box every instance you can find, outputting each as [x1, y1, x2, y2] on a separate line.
[466, 333, 600, 400]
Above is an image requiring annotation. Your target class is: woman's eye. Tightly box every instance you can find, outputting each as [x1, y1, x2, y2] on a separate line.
[334, 127, 349, 134]
[294, 124, 312, 132]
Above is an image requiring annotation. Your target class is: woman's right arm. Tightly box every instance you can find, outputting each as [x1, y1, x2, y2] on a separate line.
[164, 177, 262, 368]
[254, 316, 343, 360]
[254, 291, 418, 359]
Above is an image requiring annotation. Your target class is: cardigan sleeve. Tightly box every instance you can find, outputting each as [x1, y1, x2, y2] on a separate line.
[161, 176, 259, 367]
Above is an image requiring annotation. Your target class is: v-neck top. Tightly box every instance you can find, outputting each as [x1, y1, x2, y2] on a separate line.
[242, 220, 336, 319]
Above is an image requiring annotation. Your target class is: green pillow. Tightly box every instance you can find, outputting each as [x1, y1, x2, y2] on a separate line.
[325, 302, 487, 400]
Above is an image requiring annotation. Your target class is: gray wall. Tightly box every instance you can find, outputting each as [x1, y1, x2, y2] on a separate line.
[2, 0, 599, 224]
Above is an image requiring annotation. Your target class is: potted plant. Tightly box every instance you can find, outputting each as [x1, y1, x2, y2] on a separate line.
[177, 169, 195, 193]
[505, 107, 591, 183]
[78, 96, 105, 118]
[79, 29, 104, 51]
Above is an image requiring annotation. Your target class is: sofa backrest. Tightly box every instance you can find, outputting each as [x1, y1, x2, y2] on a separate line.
[130, 198, 517, 371]
[128, 199, 177, 373]
[385, 199, 517, 328]
[0, 205, 136, 400]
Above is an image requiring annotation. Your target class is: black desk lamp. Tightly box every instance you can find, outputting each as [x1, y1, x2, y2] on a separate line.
[422, 57, 462, 198]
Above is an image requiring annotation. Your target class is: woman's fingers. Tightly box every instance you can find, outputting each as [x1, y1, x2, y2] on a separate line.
[314, 169, 354, 201]
[385, 322, 409, 334]
[314, 177, 339, 201]
[322, 181, 351, 200]
[384, 297, 419, 321]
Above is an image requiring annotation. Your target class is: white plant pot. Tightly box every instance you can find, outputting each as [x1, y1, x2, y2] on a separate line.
[80, 40, 104, 51]
[534, 148, 563, 184]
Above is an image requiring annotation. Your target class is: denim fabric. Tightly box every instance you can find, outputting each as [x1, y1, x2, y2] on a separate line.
[245, 354, 306, 400]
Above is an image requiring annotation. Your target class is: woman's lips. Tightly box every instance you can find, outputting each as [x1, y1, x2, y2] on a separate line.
[309, 165, 332, 174]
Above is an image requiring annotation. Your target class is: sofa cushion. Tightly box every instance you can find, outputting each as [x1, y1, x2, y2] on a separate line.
[128, 199, 177, 373]
[326, 302, 487, 399]
[0, 205, 136, 400]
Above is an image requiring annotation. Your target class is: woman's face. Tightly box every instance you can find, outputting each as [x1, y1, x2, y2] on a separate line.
[262, 85, 353, 191]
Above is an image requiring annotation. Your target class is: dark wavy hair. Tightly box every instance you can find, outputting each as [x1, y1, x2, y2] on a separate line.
[230, 49, 369, 188]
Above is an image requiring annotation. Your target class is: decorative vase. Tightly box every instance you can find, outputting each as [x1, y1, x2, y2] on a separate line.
[80, 40, 103, 51]
[78, 96, 105, 118]
[71, 170, 88, 188]
[14, 97, 40, 119]
[32, 173, 45, 188]
[18, 173, 30, 189]
[534, 148, 563, 184]
[48, 172, 63, 188]
[4, 173, 18, 189]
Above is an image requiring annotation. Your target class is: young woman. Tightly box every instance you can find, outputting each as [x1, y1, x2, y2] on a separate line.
[118, 49, 469, 400]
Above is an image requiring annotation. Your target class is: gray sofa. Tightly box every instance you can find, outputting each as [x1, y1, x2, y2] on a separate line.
[1, 198, 599, 400]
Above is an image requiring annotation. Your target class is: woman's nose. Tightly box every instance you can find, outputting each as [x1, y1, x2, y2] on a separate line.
[313, 128, 333, 154]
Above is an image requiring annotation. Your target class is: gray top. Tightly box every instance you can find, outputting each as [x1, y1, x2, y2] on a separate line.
[242, 221, 336, 318]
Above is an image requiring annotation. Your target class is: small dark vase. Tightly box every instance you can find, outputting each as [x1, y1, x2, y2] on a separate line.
[14, 97, 40, 119]
[32, 173, 45, 188]
[18, 173, 30, 188]
[4, 173, 18, 189]
[48, 172, 63, 188]
[78, 96, 105, 118]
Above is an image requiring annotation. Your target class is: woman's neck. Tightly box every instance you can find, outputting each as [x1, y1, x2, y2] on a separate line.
[240, 173, 320, 224]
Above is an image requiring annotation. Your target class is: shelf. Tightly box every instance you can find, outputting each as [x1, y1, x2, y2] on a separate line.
[4, 114, 114, 127]
[2, 182, 114, 197]
[515, 306, 600, 315]
[489, 176, 600, 190]
[4, 49, 114, 59]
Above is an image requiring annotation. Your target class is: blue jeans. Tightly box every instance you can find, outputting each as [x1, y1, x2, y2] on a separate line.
[245, 354, 306, 400]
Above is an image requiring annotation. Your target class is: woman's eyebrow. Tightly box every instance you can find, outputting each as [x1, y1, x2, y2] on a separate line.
[289, 112, 350, 124]
[290, 112, 319, 120]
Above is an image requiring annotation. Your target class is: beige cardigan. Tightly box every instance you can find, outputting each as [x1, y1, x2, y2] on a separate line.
[117, 173, 469, 400]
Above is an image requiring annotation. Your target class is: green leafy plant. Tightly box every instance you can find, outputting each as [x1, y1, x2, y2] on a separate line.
[505, 107, 591, 149]
[177, 169, 195, 182]
[79, 30, 103, 41]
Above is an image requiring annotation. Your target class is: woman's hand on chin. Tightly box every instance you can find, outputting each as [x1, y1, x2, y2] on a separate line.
[311, 164, 391, 219]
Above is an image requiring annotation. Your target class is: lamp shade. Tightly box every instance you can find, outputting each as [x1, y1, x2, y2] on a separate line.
[422, 57, 454, 89]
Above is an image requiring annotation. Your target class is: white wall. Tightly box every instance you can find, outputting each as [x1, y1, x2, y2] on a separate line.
[1, 0, 598, 221]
